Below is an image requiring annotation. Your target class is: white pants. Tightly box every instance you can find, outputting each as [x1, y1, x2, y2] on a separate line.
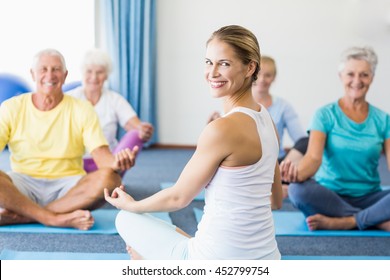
[116, 210, 190, 260]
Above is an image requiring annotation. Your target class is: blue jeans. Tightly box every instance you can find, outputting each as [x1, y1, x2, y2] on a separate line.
[288, 179, 390, 230]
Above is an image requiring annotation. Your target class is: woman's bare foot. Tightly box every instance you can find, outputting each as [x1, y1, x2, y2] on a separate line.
[377, 220, 390, 231]
[306, 214, 356, 230]
[0, 209, 34, 225]
[50, 210, 94, 230]
[176, 226, 192, 238]
[126, 245, 143, 260]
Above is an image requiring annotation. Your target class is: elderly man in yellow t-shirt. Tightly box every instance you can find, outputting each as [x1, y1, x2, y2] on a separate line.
[0, 49, 138, 230]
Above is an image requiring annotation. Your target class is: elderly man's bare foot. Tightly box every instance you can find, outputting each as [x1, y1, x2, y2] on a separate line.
[0, 209, 34, 225]
[51, 210, 94, 230]
[306, 214, 356, 231]
[126, 245, 143, 260]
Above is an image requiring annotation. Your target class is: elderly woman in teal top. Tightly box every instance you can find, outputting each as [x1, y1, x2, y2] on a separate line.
[280, 46, 390, 231]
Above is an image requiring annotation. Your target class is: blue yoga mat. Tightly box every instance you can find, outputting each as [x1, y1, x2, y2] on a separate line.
[0, 209, 172, 234]
[193, 207, 204, 223]
[160, 182, 205, 200]
[193, 208, 390, 237]
[273, 211, 390, 237]
[0, 249, 129, 260]
[4, 249, 388, 261]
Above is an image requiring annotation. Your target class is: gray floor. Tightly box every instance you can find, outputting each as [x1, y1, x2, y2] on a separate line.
[0, 148, 390, 256]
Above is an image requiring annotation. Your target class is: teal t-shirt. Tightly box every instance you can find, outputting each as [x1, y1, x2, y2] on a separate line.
[310, 101, 390, 197]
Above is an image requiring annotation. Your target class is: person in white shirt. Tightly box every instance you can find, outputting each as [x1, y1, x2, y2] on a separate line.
[105, 25, 283, 260]
[208, 56, 308, 198]
[67, 49, 153, 174]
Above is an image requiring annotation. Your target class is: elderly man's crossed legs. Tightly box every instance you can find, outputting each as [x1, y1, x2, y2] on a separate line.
[0, 169, 121, 230]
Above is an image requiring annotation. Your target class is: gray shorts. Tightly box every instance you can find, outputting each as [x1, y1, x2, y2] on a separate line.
[7, 172, 83, 207]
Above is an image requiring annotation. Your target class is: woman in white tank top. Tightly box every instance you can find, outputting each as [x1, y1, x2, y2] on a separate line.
[105, 25, 283, 260]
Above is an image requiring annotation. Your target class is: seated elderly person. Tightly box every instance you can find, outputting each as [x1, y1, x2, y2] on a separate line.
[280, 46, 390, 231]
[0, 48, 137, 230]
[67, 49, 154, 174]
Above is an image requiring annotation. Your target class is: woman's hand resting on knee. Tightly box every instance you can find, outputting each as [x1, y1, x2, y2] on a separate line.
[104, 185, 136, 211]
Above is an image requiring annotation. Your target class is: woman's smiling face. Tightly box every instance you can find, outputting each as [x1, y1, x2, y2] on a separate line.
[339, 58, 374, 101]
[204, 39, 251, 99]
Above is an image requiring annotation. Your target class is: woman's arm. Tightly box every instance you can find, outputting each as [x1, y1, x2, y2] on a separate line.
[296, 131, 325, 181]
[123, 116, 142, 131]
[271, 161, 283, 210]
[384, 138, 390, 171]
[280, 130, 326, 182]
[124, 116, 154, 142]
[105, 119, 232, 213]
[270, 119, 282, 209]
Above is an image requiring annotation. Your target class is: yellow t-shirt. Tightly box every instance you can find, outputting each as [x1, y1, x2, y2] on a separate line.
[0, 93, 108, 178]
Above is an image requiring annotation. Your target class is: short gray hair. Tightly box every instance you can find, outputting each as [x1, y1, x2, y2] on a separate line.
[338, 46, 378, 75]
[32, 48, 67, 72]
[81, 49, 112, 75]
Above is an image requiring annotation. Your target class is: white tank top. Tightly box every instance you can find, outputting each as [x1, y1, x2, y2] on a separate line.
[187, 105, 281, 259]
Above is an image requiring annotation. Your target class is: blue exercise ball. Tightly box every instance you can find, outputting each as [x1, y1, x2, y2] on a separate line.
[0, 73, 32, 105]
[62, 80, 82, 92]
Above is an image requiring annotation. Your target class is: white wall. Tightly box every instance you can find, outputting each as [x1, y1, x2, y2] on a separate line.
[1, 0, 389, 147]
[0, 0, 95, 87]
[156, 0, 390, 146]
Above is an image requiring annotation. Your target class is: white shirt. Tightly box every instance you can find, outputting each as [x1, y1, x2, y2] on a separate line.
[188, 106, 281, 260]
[67, 86, 136, 150]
